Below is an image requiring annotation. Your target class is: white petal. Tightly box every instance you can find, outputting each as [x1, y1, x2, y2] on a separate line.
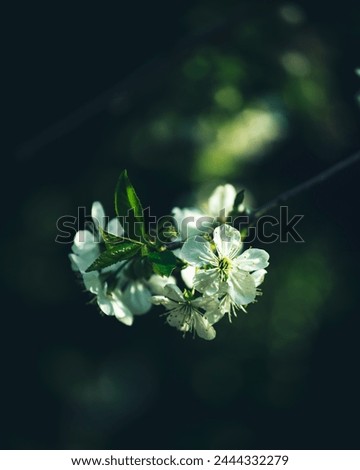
[96, 286, 133, 325]
[228, 269, 257, 305]
[91, 201, 106, 231]
[69, 253, 80, 272]
[213, 224, 242, 259]
[82, 272, 102, 293]
[122, 281, 152, 315]
[146, 274, 176, 295]
[97, 291, 114, 316]
[219, 295, 231, 314]
[164, 284, 184, 302]
[181, 266, 196, 288]
[172, 207, 204, 240]
[192, 296, 223, 325]
[193, 268, 220, 295]
[69, 248, 100, 272]
[203, 308, 225, 325]
[235, 248, 270, 271]
[192, 295, 218, 309]
[72, 230, 99, 253]
[166, 308, 188, 331]
[102, 260, 126, 274]
[208, 184, 236, 217]
[117, 314, 134, 326]
[251, 269, 267, 287]
[172, 207, 203, 225]
[151, 295, 171, 306]
[106, 217, 124, 237]
[193, 312, 216, 340]
[112, 299, 134, 324]
[180, 238, 217, 267]
[103, 290, 134, 325]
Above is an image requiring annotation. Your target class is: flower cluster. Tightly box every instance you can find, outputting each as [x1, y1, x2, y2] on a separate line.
[69, 201, 172, 326]
[69, 171, 270, 340]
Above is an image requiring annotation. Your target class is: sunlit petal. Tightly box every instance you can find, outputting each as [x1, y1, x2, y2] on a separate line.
[193, 312, 216, 340]
[251, 268, 267, 287]
[180, 238, 217, 266]
[91, 201, 106, 231]
[235, 248, 270, 271]
[228, 269, 257, 305]
[213, 224, 242, 259]
[164, 284, 185, 302]
[208, 184, 236, 217]
[106, 217, 124, 237]
[194, 268, 220, 295]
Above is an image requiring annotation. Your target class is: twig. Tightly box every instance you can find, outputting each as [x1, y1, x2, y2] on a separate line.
[252, 150, 360, 218]
[164, 150, 360, 248]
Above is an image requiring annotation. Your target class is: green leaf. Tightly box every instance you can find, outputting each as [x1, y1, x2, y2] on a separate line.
[99, 227, 124, 248]
[114, 170, 145, 239]
[100, 227, 144, 249]
[233, 189, 245, 209]
[85, 242, 141, 272]
[148, 250, 178, 277]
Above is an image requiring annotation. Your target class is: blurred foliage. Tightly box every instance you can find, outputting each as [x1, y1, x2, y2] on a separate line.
[2, 0, 360, 450]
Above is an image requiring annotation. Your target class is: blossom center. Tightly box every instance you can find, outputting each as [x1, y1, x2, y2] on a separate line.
[218, 256, 232, 281]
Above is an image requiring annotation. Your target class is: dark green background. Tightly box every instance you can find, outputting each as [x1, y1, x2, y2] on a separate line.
[3, 0, 360, 449]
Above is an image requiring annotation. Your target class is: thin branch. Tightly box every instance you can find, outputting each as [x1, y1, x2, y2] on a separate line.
[252, 150, 360, 218]
[164, 150, 360, 248]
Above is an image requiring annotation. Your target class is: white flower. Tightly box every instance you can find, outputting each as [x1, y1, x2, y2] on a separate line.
[216, 268, 268, 322]
[70, 201, 171, 326]
[117, 273, 176, 316]
[180, 265, 197, 289]
[204, 184, 238, 220]
[96, 283, 135, 326]
[95, 274, 175, 326]
[171, 207, 206, 241]
[69, 201, 124, 288]
[152, 284, 219, 340]
[91, 200, 124, 237]
[171, 184, 243, 241]
[180, 224, 269, 318]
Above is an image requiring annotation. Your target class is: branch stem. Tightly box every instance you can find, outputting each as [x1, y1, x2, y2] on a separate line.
[163, 150, 360, 249]
[252, 150, 360, 218]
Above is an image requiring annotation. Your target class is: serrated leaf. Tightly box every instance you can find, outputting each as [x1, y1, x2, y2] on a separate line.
[85, 242, 141, 272]
[233, 189, 245, 209]
[99, 227, 124, 248]
[114, 170, 145, 239]
[148, 250, 178, 277]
